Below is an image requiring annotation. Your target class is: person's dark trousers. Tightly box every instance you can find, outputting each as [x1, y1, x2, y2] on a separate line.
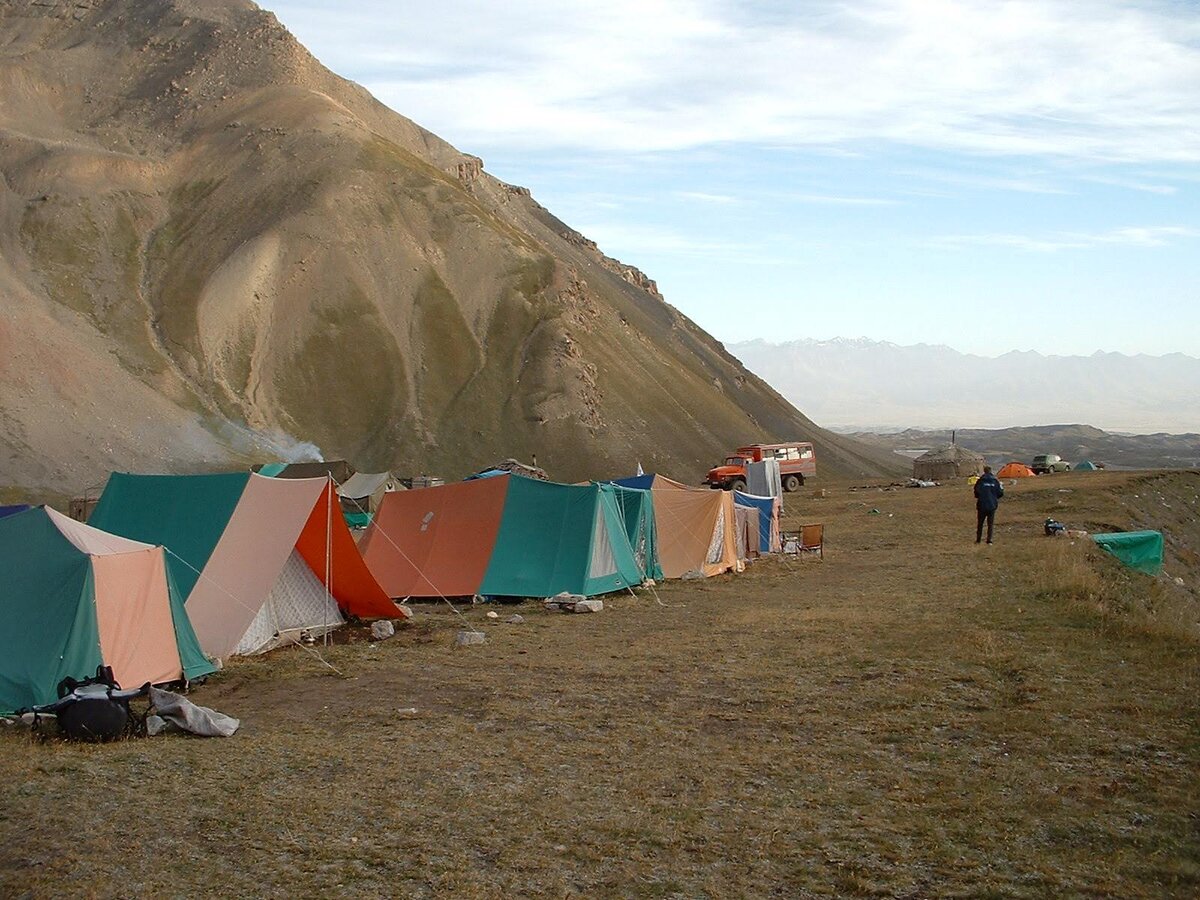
[976, 509, 995, 543]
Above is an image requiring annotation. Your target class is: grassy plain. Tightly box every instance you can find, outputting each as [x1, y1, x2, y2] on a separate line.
[1, 470, 1197, 897]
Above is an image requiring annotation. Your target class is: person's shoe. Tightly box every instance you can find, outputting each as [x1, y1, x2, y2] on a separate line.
[986, 540, 993, 544]
[975, 538, 981, 544]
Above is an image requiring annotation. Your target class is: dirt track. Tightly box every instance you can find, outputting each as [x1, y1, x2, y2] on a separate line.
[2, 471, 1197, 897]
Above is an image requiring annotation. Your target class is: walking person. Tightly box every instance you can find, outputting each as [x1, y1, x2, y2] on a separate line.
[974, 465, 1004, 544]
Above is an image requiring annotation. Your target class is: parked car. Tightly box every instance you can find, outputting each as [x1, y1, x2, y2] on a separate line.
[1031, 454, 1071, 474]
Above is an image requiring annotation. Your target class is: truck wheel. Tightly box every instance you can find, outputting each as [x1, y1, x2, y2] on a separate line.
[730, 478, 746, 493]
[782, 474, 800, 492]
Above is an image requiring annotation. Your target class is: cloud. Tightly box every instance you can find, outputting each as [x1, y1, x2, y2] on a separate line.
[272, 0, 1200, 163]
[929, 225, 1200, 252]
[675, 191, 737, 204]
[787, 194, 900, 206]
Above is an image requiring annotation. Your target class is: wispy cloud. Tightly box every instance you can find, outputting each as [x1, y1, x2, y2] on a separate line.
[273, 0, 1200, 163]
[930, 225, 1200, 252]
[787, 193, 899, 206]
[674, 190, 737, 204]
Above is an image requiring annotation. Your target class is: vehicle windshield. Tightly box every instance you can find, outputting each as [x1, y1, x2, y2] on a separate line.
[724, 456, 747, 467]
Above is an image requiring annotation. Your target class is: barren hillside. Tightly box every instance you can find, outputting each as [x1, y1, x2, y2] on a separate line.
[0, 0, 903, 492]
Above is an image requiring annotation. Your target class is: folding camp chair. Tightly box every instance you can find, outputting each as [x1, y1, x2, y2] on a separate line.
[782, 523, 823, 559]
[799, 523, 824, 558]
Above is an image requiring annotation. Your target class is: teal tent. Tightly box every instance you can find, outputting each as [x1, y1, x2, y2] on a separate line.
[1092, 530, 1164, 575]
[0, 507, 214, 713]
[1074, 460, 1098, 471]
[606, 483, 663, 581]
[480, 477, 649, 597]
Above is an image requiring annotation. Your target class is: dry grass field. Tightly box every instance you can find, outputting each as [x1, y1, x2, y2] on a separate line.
[2, 470, 1197, 897]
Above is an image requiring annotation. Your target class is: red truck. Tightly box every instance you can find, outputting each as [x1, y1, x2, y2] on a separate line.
[706, 442, 816, 493]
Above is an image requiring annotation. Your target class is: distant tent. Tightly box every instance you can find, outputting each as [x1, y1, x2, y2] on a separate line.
[1093, 530, 1163, 575]
[0, 507, 215, 713]
[734, 491, 783, 554]
[612, 474, 740, 579]
[361, 475, 656, 599]
[0, 504, 31, 520]
[1074, 460, 1098, 471]
[913, 445, 985, 481]
[337, 472, 403, 528]
[997, 462, 1037, 478]
[90, 473, 396, 658]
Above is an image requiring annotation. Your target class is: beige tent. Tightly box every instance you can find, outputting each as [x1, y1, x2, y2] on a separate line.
[639, 475, 740, 578]
[913, 445, 985, 481]
[337, 471, 403, 515]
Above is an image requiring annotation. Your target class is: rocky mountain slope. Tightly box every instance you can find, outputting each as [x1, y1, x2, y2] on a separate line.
[0, 0, 903, 494]
[729, 338, 1200, 434]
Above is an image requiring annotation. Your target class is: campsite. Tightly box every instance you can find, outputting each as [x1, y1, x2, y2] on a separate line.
[1, 468, 1196, 896]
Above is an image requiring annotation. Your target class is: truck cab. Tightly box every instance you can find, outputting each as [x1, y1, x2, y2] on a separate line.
[706, 442, 816, 492]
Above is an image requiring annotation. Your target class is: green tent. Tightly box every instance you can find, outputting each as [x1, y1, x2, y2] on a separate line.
[1074, 460, 1098, 471]
[0, 507, 214, 713]
[605, 483, 663, 581]
[479, 477, 650, 597]
[1092, 530, 1164, 575]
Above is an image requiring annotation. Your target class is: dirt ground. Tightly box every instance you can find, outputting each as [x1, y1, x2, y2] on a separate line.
[2, 471, 1197, 897]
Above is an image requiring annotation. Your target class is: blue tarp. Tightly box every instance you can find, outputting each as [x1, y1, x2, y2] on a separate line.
[734, 491, 775, 553]
[611, 474, 655, 491]
[0, 504, 31, 520]
[256, 463, 287, 477]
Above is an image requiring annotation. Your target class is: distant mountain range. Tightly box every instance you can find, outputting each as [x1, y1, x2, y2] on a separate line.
[726, 338, 1200, 434]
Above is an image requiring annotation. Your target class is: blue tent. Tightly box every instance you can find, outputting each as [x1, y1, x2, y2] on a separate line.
[0, 504, 31, 520]
[734, 491, 780, 553]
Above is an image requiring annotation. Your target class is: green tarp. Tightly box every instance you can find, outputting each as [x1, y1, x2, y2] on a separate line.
[1092, 530, 1164, 575]
[90, 472, 250, 599]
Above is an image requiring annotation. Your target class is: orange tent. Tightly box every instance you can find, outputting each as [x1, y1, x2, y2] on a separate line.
[997, 462, 1036, 478]
[360, 477, 509, 598]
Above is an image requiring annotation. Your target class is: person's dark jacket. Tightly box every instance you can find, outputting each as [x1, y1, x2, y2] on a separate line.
[974, 472, 1004, 512]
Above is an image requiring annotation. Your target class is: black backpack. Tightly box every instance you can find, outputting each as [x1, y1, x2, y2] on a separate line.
[32, 666, 149, 742]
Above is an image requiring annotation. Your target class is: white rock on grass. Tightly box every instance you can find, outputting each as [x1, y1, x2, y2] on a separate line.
[455, 630, 486, 646]
[574, 599, 603, 613]
[506, 614, 524, 624]
[370, 620, 395, 641]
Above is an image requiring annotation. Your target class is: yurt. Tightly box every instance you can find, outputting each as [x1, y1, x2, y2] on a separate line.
[912, 445, 986, 481]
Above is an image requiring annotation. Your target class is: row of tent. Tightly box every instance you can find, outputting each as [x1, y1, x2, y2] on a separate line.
[1, 470, 781, 713]
[995, 460, 1102, 478]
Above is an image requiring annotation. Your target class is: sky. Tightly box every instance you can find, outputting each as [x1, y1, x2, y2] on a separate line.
[267, 0, 1200, 358]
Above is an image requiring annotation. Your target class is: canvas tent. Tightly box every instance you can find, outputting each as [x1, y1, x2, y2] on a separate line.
[361, 475, 657, 599]
[613, 474, 740, 579]
[337, 471, 403, 528]
[734, 491, 783, 554]
[1093, 530, 1164, 575]
[90, 473, 397, 658]
[0, 503, 30, 519]
[746, 459, 783, 502]
[913, 445, 985, 481]
[0, 507, 214, 713]
[997, 462, 1037, 478]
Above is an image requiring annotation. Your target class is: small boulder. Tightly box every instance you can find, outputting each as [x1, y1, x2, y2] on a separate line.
[394, 605, 414, 621]
[574, 599, 603, 613]
[506, 614, 525, 625]
[371, 620, 395, 641]
[455, 630, 486, 646]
